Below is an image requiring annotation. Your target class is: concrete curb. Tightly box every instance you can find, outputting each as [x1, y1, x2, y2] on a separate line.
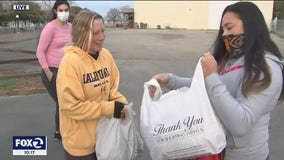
[0, 37, 36, 44]
[0, 48, 35, 54]
[0, 72, 41, 80]
[0, 58, 37, 64]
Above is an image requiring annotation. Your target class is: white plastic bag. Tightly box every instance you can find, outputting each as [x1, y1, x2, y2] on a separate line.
[96, 103, 144, 160]
[140, 59, 226, 160]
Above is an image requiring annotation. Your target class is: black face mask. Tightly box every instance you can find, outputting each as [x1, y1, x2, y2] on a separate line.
[222, 34, 244, 58]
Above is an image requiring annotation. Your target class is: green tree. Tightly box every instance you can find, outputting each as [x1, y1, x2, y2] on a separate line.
[0, 2, 7, 26]
[37, 1, 54, 23]
[69, 6, 84, 23]
[6, 1, 43, 26]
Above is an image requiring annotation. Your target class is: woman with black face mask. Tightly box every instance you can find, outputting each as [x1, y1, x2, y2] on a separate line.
[148, 2, 284, 160]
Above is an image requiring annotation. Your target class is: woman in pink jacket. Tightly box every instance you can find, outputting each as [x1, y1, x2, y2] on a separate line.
[36, 0, 72, 140]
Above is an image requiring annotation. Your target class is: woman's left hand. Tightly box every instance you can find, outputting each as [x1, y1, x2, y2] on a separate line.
[120, 108, 127, 120]
[201, 52, 218, 77]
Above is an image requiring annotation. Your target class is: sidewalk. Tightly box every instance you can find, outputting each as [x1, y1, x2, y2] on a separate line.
[0, 64, 283, 160]
[272, 30, 284, 38]
[0, 31, 39, 44]
[0, 31, 41, 79]
[0, 94, 65, 160]
[0, 29, 283, 45]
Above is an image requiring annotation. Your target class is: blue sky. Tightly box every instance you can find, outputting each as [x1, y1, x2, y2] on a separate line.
[73, 1, 134, 17]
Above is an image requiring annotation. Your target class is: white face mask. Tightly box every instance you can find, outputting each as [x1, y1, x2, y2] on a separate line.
[57, 11, 69, 22]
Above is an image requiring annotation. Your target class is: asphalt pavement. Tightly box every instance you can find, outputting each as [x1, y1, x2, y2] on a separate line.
[0, 29, 283, 160]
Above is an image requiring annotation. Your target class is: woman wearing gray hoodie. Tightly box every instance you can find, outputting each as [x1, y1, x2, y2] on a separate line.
[149, 2, 284, 160]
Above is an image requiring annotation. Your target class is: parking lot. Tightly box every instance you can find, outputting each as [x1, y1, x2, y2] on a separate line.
[0, 28, 284, 159]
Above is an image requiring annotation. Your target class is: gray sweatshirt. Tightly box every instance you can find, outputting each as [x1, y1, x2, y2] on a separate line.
[166, 53, 284, 160]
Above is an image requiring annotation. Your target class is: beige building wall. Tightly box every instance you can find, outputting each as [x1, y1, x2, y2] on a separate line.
[207, 1, 239, 30]
[251, 1, 274, 30]
[134, 1, 274, 30]
[134, 1, 209, 29]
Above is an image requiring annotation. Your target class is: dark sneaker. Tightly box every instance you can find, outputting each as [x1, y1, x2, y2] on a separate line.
[54, 131, 62, 140]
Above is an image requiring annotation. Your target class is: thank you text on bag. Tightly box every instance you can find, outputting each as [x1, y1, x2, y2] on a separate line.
[140, 59, 226, 160]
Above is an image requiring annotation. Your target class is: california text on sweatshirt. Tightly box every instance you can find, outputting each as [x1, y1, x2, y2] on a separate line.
[56, 46, 128, 156]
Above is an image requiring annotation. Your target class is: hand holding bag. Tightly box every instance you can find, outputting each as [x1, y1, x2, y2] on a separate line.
[140, 59, 226, 160]
[96, 102, 144, 160]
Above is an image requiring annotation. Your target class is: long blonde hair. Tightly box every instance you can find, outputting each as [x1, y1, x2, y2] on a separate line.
[71, 10, 103, 53]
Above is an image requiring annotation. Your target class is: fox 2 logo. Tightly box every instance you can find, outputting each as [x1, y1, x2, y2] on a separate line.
[13, 136, 46, 150]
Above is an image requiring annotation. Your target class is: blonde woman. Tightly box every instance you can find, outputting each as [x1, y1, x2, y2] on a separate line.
[56, 10, 128, 160]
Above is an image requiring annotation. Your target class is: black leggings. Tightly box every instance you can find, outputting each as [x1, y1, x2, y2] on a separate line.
[41, 67, 59, 132]
[64, 150, 97, 160]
